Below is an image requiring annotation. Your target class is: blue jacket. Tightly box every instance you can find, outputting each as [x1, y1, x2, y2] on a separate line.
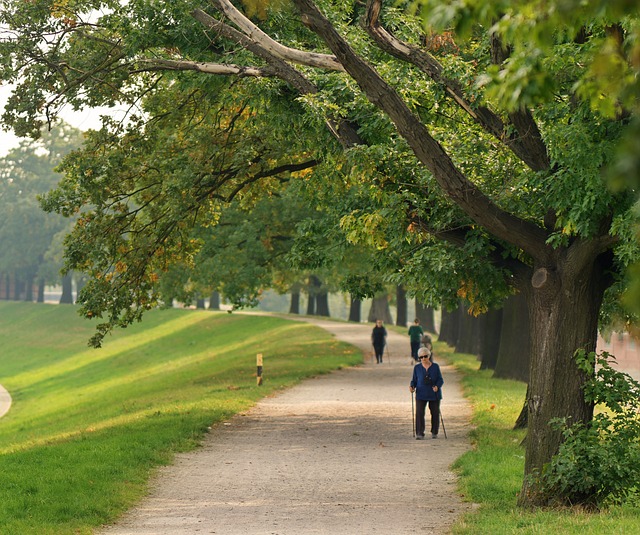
[410, 361, 444, 401]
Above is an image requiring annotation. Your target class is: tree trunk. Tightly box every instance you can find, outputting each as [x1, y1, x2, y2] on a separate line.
[12, 271, 23, 301]
[24, 273, 35, 302]
[306, 294, 316, 315]
[395, 285, 407, 326]
[438, 303, 460, 346]
[196, 298, 206, 309]
[415, 301, 436, 333]
[455, 306, 482, 356]
[479, 307, 503, 370]
[209, 291, 220, 310]
[367, 294, 393, 324]
[514, 391, 528, 430]
[289, 290, 300, 314]
[37, 278, 45, 303]
[59, 273, 74, 304]
[348, 295, 361, 322]
[518, 251, 611, 506]
[0, 273, 7, 300]
[316, 290, 330, 317]
[306, 275, 321, 315]
[494, 293, 530, 381]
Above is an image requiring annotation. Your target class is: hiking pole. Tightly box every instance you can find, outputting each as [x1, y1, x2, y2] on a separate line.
[440, 410, 447, 439]
[411, 391, 415, 438]
[385, 342, 391, 364]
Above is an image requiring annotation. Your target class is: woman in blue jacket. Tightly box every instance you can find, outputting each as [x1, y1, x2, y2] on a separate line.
[409, 346, 444, 439]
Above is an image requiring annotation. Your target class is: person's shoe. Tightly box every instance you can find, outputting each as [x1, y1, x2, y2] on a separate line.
[431, 434, 438, 439]
[416, 435, 425, 440]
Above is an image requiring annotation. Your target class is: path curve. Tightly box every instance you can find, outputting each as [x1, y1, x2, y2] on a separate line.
[100, 316, 472, 534]
[0, 384, 11, 419]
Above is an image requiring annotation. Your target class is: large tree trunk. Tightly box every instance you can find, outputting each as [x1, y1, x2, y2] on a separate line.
[348, 295, 361, 322]
[415, 301, 436, 333]
[367, 294, 393, 324]
[518, 250, 611, 506]
[494, 293, 530, 381]
[478, 307, 503, 370]
[395, 285, 407, 326]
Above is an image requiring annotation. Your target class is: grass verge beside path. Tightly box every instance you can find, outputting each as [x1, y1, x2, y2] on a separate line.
[437, 341, 640, 535]
[0, 302, 362, 535]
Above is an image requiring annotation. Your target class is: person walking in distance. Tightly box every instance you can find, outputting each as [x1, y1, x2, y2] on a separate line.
[408, 318, 424, 363]
[409, 347, 444, 439]
[371, 319, 387, 364]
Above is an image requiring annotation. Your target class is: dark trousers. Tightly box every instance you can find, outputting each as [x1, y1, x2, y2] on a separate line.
[410, 340, 421, 361]
[415, 398, 440, 437]
[373, 343, 385, 363]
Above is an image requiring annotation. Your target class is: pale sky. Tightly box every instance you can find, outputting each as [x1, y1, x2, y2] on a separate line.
[0, 84, 115, 156]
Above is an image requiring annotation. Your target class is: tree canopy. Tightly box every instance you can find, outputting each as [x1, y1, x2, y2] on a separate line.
[1, 0, 639, 506]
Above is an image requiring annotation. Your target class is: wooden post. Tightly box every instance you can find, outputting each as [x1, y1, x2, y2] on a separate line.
[256, 353, 263, 386]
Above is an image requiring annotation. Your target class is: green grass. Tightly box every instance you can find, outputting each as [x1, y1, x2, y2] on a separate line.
[0, 302, 362, 534]
[440, 342, 640, 534]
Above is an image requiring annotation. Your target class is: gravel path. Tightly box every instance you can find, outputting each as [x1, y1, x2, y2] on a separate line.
[99, 317, 473, 534]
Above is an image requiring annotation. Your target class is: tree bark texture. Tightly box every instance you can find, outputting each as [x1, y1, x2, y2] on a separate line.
[518, 249, 611, 506]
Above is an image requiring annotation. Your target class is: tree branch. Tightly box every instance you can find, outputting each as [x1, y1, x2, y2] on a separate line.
[209, 0, 345, 72]
[293, 0, 549, 259]
[192, 8, 362, 149]
[134, 58, 279, 77]
[364, 0, 550, 172]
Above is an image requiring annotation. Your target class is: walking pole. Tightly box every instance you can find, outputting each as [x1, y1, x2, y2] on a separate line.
[411, 391, 415, 438]
[385, 342, 391, 364]
[440, 410, 448, 439]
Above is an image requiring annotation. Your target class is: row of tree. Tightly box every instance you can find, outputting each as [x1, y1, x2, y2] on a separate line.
[0, 131, 434, 329]
[2, 0, 639, 507]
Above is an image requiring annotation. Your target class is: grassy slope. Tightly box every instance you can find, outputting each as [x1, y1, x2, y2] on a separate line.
[0, 302, 362, 534]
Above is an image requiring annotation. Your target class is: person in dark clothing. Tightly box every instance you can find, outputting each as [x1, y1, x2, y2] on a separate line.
[409, 346, 444, 439]
[371, 319, 387, 364]
[408, 318, 424, 363]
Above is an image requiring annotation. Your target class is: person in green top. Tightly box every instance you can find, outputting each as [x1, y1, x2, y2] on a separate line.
[408, 318, 424, 363]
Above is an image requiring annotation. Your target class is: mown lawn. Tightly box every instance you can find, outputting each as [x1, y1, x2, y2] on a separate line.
[0, 302, 362, 534]
[440, 342, 640, 535]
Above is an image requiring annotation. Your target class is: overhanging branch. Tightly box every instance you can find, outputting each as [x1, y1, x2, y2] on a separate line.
[365, 0, 550, 172]
[293, 0, 549, 258]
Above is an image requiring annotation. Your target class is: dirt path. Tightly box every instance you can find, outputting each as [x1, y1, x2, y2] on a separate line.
[100, 317, 473, 534]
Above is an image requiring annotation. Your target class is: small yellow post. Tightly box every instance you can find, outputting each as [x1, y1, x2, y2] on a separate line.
[256, 353, 263, 386]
